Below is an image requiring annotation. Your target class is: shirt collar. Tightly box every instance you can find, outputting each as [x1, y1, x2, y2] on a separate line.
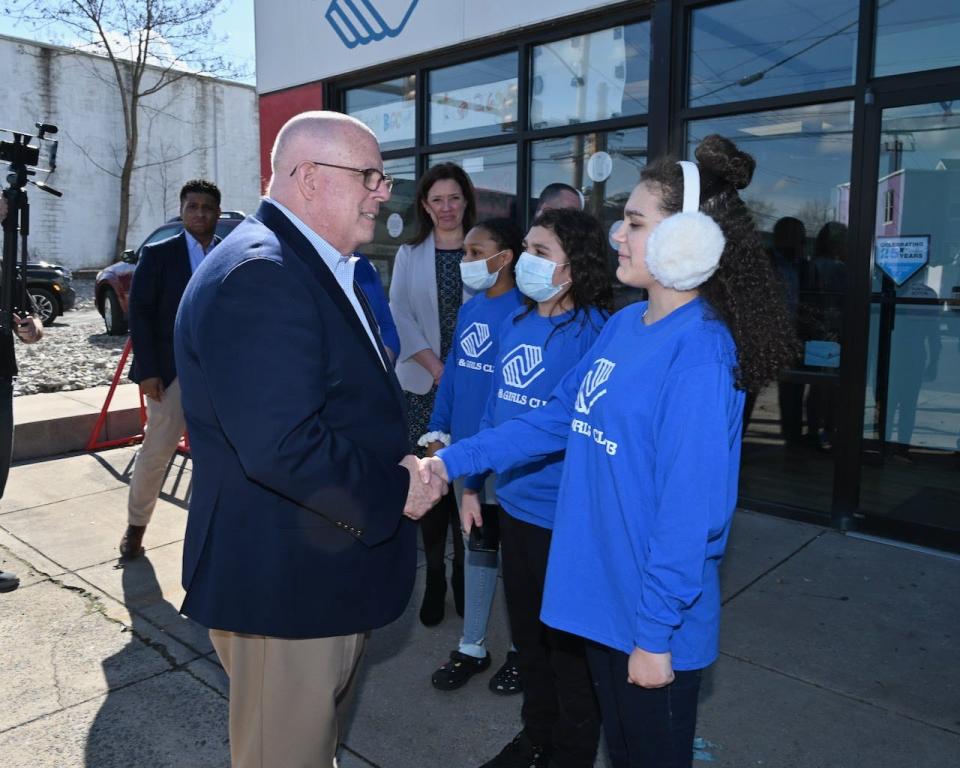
[265, 197, 351, 274]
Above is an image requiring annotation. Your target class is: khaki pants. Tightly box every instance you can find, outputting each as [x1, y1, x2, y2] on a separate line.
[127, 378, 185, 526]
[210, 629, 366, 768]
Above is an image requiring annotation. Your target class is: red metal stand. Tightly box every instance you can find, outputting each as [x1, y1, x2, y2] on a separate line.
[85, 337, 189, 455]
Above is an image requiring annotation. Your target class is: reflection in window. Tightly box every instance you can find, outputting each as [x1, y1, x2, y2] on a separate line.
[688, 0, 858, 107]
[428, 53, 518, 143]
[345, 76, 416, 152]
[429, 146, 517, 222]
[875, 0, 960, 77]
[365, 156, 416, 284]
[689, 104, 855, 514]
[531, 128, 647, 277]
[530, 22, 650, 129]
[870, 103, 960, 294]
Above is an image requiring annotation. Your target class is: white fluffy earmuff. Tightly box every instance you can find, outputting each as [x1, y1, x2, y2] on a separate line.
[645, 161, 726, 291]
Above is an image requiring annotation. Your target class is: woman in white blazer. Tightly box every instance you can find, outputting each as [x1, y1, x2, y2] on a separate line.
[389, 162, 477, 626]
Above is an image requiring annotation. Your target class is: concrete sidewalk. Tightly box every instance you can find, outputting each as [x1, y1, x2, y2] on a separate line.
[12, 384, 143, 461]
[0, 448, 958, 767]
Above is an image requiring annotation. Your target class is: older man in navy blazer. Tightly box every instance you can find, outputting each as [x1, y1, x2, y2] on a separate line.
[120, 179, 222, 559]
[174, 112, 445, 768]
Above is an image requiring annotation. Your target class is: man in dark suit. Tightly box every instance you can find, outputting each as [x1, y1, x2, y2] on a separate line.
[119, 179, 221, 558]
[174, 111, 445, 767]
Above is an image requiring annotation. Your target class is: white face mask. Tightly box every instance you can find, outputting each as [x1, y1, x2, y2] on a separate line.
[460, 249, 507, 291]
[515, 252, 570, 303]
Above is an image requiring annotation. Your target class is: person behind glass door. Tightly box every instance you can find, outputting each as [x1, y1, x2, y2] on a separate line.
[424, 135, 799, 768]
[806, 221, 847, 451]
[0, 194, 44, 594]
[534, 182, 584, 218]
[770, 216, 807, 446]
[389, 162, 478, 625]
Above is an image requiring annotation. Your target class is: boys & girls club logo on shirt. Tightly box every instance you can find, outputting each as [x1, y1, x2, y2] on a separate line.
[325, 0, 420, 49]
[575, 358, 615, 415]
[571, 357, 619, 456]
[501, 344, 546, 390]
[460, 322, 492, 358]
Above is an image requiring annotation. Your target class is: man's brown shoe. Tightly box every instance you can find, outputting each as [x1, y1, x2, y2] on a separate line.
[119, 525, 147, 559]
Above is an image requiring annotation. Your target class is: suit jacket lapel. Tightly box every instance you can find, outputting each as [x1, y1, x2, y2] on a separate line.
[255, 202, 400, 389]
[171, 232, 193, 292]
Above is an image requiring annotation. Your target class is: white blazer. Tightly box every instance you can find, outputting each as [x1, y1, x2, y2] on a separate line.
[389, 233, 474, 394]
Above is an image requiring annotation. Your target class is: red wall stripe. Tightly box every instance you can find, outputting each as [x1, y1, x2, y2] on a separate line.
[257, 83, 325, 193]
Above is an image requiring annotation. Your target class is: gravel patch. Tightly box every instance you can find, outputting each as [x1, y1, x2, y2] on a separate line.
[14, 279, 130, 397]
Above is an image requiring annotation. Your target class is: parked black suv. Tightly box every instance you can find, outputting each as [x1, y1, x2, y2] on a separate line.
[23, 261, 76, 326]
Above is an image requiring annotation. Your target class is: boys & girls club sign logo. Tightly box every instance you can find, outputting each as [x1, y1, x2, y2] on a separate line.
[325, 0, 420, 48]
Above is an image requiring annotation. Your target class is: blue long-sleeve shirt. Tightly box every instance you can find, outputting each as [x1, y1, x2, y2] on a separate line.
[470, 305, 606, 526]
[427, 288, 525, 444]
[355, 255, 400, 361]
[441, 299, 745, 670]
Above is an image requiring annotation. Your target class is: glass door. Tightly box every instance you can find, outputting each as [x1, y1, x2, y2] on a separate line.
[859, 99, 960, 535]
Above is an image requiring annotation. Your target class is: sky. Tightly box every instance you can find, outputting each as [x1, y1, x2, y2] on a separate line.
[0, 0, 256, 85]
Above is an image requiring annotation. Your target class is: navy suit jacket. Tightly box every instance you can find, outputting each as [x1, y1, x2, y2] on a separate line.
[128, 231, 219, 386]
[174, 201, 416, 638]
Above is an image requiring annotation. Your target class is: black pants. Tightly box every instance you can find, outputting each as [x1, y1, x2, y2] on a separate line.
[585, 642, 702, 768]
[0, 377, 12, 498]
[420, 489, 463, 574]
[499, 511, 601, 768]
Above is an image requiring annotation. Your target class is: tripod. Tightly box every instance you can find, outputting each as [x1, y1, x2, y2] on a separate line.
[1, 125, 61, 334]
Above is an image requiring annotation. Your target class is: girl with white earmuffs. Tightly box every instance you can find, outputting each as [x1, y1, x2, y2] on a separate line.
[430, 134, 797, 767]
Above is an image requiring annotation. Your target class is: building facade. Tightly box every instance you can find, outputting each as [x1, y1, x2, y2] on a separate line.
[254, 0, 960, 549]
[0, 34, 261, 269]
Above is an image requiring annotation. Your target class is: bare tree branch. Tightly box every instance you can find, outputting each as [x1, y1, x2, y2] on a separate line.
[8, 0, 235, 260]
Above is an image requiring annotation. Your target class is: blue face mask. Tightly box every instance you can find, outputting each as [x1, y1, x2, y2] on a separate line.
[459, 250, 506, 291]
[515, 252, 570, 303]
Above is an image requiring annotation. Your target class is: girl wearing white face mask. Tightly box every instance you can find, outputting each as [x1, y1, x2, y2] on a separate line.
[456, 208, 613, 768]
[420, 219, 526, 694]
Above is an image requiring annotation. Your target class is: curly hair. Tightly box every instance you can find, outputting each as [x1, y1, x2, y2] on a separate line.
[470, 217, 523, 276]
[640, 134, 799, 392]
[179, 179, 221, 206]
[409, 162, 477, 246]
[517, 208, 613, 343]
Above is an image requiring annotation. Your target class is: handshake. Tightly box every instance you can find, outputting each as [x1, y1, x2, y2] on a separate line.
[399, 455, 451, 520]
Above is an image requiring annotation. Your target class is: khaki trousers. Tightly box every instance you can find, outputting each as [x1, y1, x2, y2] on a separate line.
[127, 378, 185, 526]
[210, 629, 366, 768]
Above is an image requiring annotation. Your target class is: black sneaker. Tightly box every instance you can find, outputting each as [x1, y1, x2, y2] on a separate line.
[431, 649, 491, 690]
[479, 730, 551, 768]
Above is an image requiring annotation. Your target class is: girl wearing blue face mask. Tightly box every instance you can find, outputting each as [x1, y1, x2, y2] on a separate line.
[458, 208, 612, 768]
[422, 219, 526, 694]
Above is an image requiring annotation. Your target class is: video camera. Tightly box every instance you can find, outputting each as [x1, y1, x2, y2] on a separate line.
[1, 121, 62, 334]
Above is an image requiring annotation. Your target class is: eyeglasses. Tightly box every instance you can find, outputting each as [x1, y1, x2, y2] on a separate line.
[289, 160, 394, 192]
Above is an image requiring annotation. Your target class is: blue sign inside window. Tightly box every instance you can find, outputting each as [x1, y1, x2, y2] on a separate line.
[875, 235, 930, 286]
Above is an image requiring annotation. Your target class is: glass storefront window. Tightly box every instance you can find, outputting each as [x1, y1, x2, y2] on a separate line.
[530, 22, 650, 129]
[428, 53, 518, 144]
[688, 0, 858, 107]
[874, 0, 960, 77]
[345, 76, 416, 152]
[530, 128, 648, 298]
[428, 146, 518, 222]
[688, 102, 856, 514]
[363, 156, 416, 286]
[860, 102, 960, 530]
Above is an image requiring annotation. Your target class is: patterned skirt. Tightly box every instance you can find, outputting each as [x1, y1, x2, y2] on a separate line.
[406, 389, 436, 457]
